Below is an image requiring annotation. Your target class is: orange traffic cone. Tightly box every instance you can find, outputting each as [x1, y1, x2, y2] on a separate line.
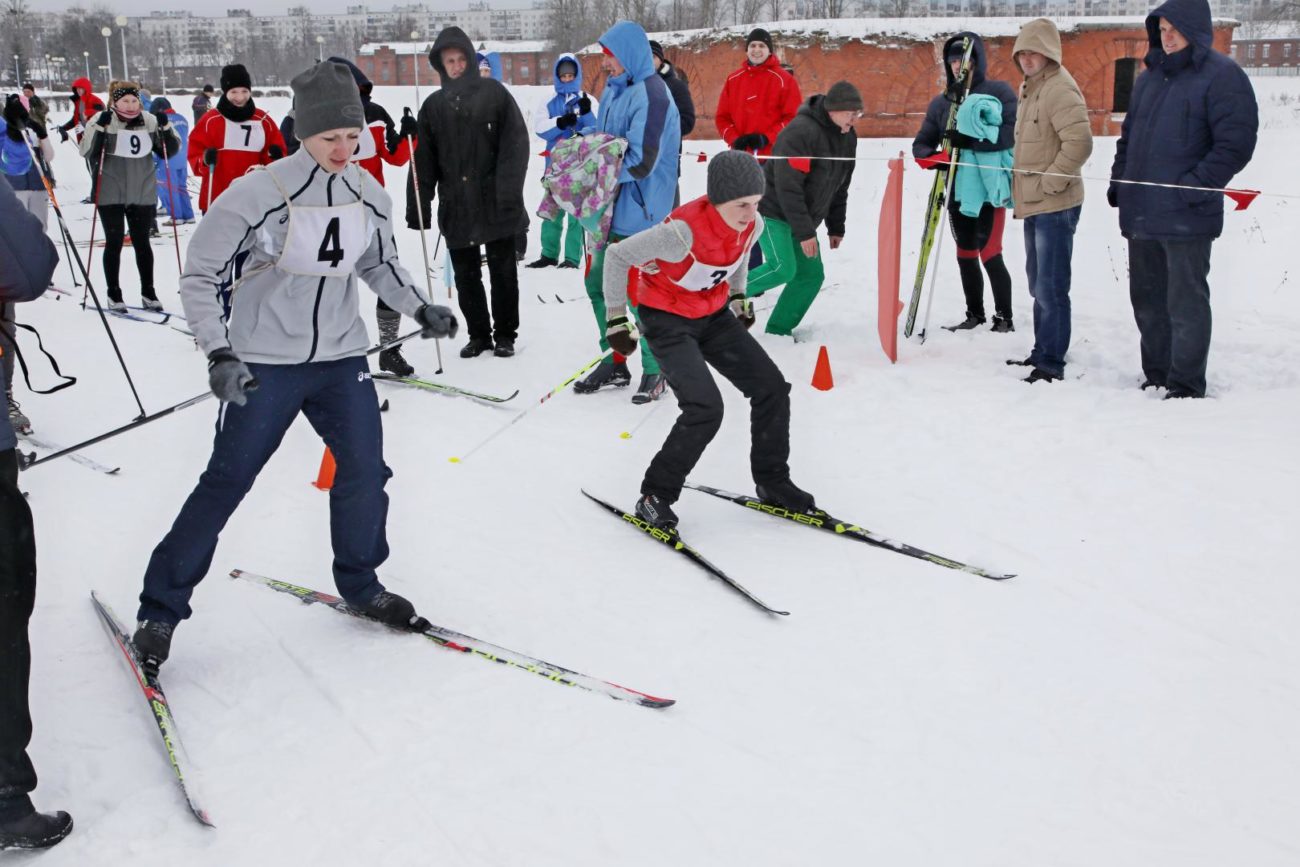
[313, 447, 336, 491]
[811, 345, 834, 391]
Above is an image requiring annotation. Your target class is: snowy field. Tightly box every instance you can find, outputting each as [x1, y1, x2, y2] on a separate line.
[11, 79, 1300, 865]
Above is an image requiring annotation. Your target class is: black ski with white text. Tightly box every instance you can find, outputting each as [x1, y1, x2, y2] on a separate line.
[684, 484, 1015, 581]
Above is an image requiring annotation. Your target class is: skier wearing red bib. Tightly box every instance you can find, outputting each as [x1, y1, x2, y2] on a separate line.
[601, 151, 816, 529]
[187, 64, 286, 212]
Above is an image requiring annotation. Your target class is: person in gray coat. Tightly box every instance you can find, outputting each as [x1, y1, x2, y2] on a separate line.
[130, 62, 459, 673]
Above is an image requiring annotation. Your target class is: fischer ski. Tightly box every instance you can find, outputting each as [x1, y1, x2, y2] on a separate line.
[685, 484, 1015, 581]
[90, 593, 214, 827]
[229, 570, 674, 709]
[372, 372, 519, 404]
[581, 490, 789, 616]
[19, 433, 120, 475]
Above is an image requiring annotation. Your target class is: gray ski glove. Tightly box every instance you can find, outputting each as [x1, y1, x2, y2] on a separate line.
[207, 349, 258, 406]
[416, 304, 459, 339]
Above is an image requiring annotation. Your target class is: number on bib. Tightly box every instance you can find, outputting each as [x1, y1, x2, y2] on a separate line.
[709, 269, 728, 288]
[222, 119, 266, 152]
[113, 131, 150, 158]
[317, 218, 345, 269]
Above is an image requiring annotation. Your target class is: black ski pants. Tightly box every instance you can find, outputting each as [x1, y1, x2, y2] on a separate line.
[97, 204, 158, 303]
[1128, 238, 1214, 397]
[449, 236, 519, 345]
[948, 202, 1012, 321]
[639, 306, 791, 503]
[0, 449, 37, 821]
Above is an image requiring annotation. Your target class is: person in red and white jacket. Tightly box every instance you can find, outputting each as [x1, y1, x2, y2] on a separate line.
[56, 77, 106, 201]
[713, 29, 801, 158]
[187, 64, 286, 212]
[600, 151, 816, 530]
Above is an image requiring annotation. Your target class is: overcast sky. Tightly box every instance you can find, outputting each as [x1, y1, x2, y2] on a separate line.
[46, 1, 514, 17]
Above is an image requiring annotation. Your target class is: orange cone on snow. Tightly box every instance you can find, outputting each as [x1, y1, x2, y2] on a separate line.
[811, 346, 834, 391]
[313, 447, 336, 491]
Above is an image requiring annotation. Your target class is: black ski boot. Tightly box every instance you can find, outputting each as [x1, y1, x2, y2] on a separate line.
[635, 493, 679, 530]
[353, 590, 424, 630]
[377, 310, 415, 376]
[525, 255, 557, 269]
[0, 810, 73, 850]
[460, 337, 495, 358]
[132, 620, 175, 672]
[943, 313, 986, 332]
[573, 359, 631, 394]
[6, 392, 31, 436]
[756, 479, 817, 514]
[558, 260, 579, 269]
[493, 341, 515, 358]
[631, 373, 666, 405]
[1023, 368, 1061, 384]
[990, 316, 1014, 333]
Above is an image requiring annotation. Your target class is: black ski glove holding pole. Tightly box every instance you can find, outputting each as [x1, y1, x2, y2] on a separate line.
[207, 349, 258, 406]
[416, 304, 459, 339]
[605, 315, 639, 356]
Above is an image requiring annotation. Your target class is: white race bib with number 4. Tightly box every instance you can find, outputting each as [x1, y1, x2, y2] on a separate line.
[113, 131, 151, 159]
[276, 201, 369, 278]
[223, 120, 266, 153]
[352, 127, 378, 161]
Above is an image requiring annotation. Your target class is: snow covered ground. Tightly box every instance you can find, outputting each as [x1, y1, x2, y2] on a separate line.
[11, 80, 1299, 865]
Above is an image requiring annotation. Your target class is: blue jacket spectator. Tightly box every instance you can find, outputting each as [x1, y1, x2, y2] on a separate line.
[150, 97, 194, 223]
[533, 53, 598, 169]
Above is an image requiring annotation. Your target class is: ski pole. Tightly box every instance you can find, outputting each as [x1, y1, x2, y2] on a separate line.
[82, 136, 107, 307]
[450, 351, 610, 464]
[27, 328, 423, 469]
[158, 128, 184, 276]
[404, 112, 444, 374]
[24, 130, 79, 288]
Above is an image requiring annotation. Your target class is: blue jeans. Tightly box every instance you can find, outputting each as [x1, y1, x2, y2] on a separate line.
[1023, 205, 1081, 377]
[138, 356, 392, 624]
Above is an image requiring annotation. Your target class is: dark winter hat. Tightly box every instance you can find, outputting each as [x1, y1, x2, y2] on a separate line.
[21, 81, 34, 91]
[746, 28, 774, 53]
[151, 96, 172, 112]
[707, 150, 766, 205]
[649, 40, 666, 62]
[290, 61, 365, 141]
[823, 81, 863, 112]
[203, 83, 214, 94]
[945, 40, 969, 62]
[220, 64, 252, 94]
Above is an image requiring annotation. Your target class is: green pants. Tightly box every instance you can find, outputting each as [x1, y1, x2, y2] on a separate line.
[746, 217, 826, 336]
[584, 236, 660, 374]
[540, 212, 584, 265]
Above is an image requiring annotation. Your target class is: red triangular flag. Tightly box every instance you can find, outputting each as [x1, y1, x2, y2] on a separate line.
[789, 157, 812, 173]
[1224, 188, 1260, 211]
[696, 151, 707, 162]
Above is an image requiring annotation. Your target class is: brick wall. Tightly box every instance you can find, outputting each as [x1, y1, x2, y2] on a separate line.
[357, 45, 555, 87]
[580, 22, 1238, 139]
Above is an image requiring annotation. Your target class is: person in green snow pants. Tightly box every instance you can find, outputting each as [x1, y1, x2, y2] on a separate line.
[539, 212, 584, 266]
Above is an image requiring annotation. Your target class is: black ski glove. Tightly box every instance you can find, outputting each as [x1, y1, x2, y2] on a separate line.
[203, 147, 218, 167]
[267, 144, 284, 161]
[942, 128, 978, 150]
[556, 113, 578, 131]
[605, 315, 639, 356]
[26, 119, 47, 140]
[728, 294, 755, 330]
[1107, 183, 1119, 208]
[58, 127, 69, 143]
[398, 108, 418, 140]
[152, 109, 170, 129]
[731, 133, 767, 152]
[577, 95, 591, 115]
[416, 304, 459, 339]
[207, 349, 258, 406]
[95, 111, 113, 128]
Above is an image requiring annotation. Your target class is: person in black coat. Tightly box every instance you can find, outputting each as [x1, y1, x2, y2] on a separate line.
[1110, 0, 1257, 398]
[0, 174, 72, 852]
[407, 26, 530, 359]
[912, 32, 1018, 332]
[650, 40, 696, 208]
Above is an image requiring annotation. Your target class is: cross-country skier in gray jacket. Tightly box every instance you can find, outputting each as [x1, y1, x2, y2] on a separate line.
[131, 62, 458, 671]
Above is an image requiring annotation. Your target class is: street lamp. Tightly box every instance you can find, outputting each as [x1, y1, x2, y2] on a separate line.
[224, 43, 232, 65]
[158, 47, 167, 96]
[411, 29, 420, 98]
[12, 55, 18, 88]
[101, 27, 113, 81]
[316, 35, 324, 63]
[83, 50, 90, 81]
[115, 15, 129, 81]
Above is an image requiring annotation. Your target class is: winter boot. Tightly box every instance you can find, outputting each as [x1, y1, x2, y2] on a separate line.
[573, 359, 631, 394]
[631, 373, 666, 405]
[493, 341, 515, 358]
[525, 255, 557, 269]
[377, 309, 415, 376]
[990, 316, 1014, 333]
[6, 393, 31, 436]
[459, 337, 495, 358]
[106, 288, 127, 313]
[635, 493, 679, 530]
[132, 620, 175, 672]
[1023, 368, 1061, 384]
[943, 313, 986, 332]
[756, 479, 817, 514]
[0, 810, 73, 850]
[1140, 378, 1165, 391]
[558, 260, 579, 269]
[352, 590, 424, 630]
[141, 294, 164, 312]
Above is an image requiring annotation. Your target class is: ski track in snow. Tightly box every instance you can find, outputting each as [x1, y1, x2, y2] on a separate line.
[12, 81, 1300, 865]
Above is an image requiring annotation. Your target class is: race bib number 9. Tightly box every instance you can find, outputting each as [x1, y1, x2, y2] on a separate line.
[223, 120, 266, 153]
[113, 131, 151, 158]
[352, 128, 378, 161]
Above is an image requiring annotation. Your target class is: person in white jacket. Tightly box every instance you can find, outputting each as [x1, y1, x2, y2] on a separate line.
[130, 62, 459, 672]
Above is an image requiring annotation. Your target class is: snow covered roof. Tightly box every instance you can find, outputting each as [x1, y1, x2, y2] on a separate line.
[359, 39, 549, 56]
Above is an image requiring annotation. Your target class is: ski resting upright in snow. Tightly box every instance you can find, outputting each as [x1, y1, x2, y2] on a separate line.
[684, 484, 1015, 581]
[228, 570, 675, 709]
[90, 593, 214, 827]
[580, 490, 790, 616]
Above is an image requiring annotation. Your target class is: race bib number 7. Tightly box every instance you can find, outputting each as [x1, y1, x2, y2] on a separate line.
[113, 131, 151, 158]
[223, 120, 266, 153]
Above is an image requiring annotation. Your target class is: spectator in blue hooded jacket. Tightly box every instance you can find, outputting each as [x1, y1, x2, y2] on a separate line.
[574, 20, 680, 405]
[150, 97, 194, 225]
[1110, 0, 1257, 399]
[528, 53, 598, 270]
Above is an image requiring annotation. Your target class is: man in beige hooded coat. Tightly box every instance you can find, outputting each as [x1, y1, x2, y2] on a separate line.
[1009, 18, 1093, 383]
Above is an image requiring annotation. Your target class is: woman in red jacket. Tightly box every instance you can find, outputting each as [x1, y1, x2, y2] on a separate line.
[601, 151, 815, 530]
[713, 29, 801, 158]
[56, 77, 106, 202]
[187, 64, 285, 212]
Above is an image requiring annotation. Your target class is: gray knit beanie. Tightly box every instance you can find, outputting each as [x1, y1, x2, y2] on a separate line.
[823, 81, 864, 112]
[290, 62, 366, 141]
[707, 151, 766, 205]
